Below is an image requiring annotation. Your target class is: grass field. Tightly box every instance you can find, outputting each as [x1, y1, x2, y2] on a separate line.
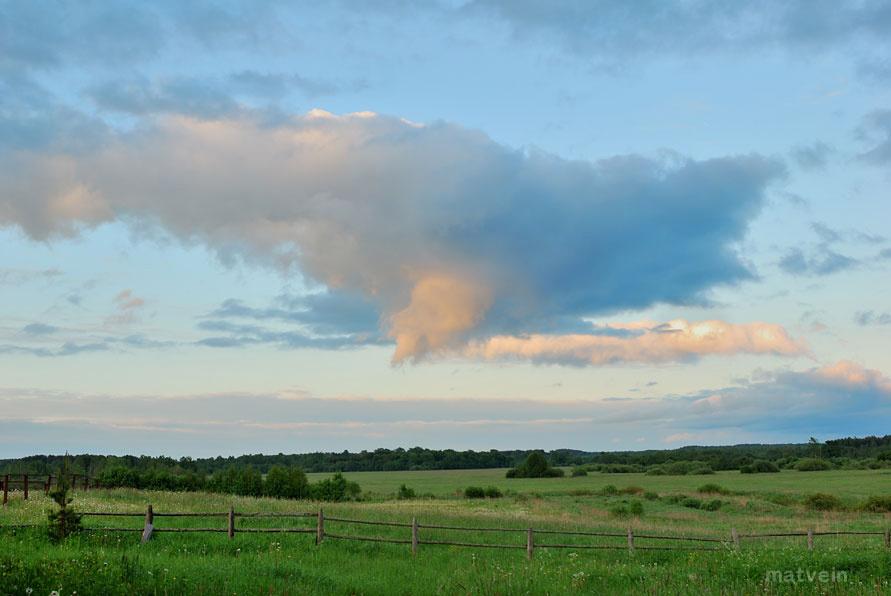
[2, 469, 890, 595]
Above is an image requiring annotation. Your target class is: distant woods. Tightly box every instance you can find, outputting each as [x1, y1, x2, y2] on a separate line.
[3, 435, 891, 490]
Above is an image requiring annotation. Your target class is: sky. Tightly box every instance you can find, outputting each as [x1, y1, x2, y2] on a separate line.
[1, 0, 890, 458]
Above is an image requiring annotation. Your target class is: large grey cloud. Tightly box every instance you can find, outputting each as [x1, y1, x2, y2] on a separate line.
[0, 111, 787, 361]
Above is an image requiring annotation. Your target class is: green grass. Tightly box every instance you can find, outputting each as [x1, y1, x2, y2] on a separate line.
[2, 469, 891, 595]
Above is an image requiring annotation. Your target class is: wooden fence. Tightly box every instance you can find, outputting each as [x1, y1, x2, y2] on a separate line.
[3, 505, 889, 558]
[1, 474, 99, 505]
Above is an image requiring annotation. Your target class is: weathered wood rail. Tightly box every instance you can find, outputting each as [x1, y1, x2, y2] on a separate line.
[2, 474, 99, 504]
[3, 505, 889, 557]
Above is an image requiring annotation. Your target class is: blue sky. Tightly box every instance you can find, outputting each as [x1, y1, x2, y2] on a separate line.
[1, 0, 890, 457]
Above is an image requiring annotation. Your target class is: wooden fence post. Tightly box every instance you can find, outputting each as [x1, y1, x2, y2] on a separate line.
[228, 507, 235, 539]
[3, 474, 8, 505]
[731, 527, 739, 549]
[316, 507, 324, 545]
[44, 477, 50, 495]
[411, 517, 418, 555]
[142, 505, 154, 543]
[72, 475, 77, 491]
[807, 526, 814, 550]
[884, 528, 889, 549]
[83, 476, 88, 490]
[627, 526, 634, 552]
[526, 527, 534, 560]
[23, 474, 28, 500]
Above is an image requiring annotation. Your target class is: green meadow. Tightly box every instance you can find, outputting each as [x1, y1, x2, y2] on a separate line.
[2, 468, 891, 595]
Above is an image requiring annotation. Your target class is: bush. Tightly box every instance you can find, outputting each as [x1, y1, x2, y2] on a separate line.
[600, 484, 619, 496]
[803, 492, 844, 511]
[663, 494, 684, 505]
[876, 450, 891, 462]
[600, 464, 644, 473]
[312, 473, 360, 502]
[769, 494, 798, 506]
[643, 491, 660, 501]
[265, 465, 309, 500]
[681, 497, 701, 509]
[741, 459, 780, 474]
[609, 504, 630, 517]
[47, 458, 83, 543]
[484, 486, 503, 498]
[645, 467, 665, 476]
[396, 484, 417, 500]
[702, 499, 722, 511]
[697, 483, 729, 495]
[619, 485, 644, 495]
[796, 458, 832, 471]
[571, 466, 588, 477]
[506, 452, 564, 478]
[661, 461, 714, 476]
[859, 495, 891, 512]
[464, 486, 486, 499]
[629, 500, 644, 516]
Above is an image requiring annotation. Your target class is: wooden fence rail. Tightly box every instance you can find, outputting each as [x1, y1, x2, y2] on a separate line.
[2, 474, 99, 505]
[3, 505, 889, 557]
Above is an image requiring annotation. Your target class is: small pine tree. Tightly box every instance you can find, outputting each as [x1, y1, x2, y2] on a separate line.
[47, 454, 83, 542]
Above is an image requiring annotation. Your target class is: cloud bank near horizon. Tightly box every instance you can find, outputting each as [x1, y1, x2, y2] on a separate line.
[1, 360, 886, 457]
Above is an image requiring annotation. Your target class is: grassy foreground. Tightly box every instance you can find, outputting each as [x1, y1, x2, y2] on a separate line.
[1, 469, 890, 595]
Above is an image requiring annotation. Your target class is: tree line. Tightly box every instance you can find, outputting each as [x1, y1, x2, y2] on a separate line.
[3, 435, 890, 480]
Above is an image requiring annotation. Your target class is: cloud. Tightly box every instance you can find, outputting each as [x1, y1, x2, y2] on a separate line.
[778, 222, 860, 277]
[1, 360, 887, 455]
[0, 111, 785, 363]
[463, 1, 891, 70]
[779, 247, 859, 276]
[855, 311, 891, 326]
[789, 142, 833, 171]
[857, 110, 891, 165]
[22, 322, 59, 335]
[0, 341, 110, 357]
[463, 319, 806, 365]
[114, 290, 145, 310]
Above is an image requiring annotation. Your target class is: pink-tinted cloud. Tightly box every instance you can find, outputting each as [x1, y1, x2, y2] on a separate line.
[462, 319, 807, 365]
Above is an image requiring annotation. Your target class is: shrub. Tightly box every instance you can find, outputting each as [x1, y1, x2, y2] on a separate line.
[876, 450, 891, 462]
[600, 484, 619, 496]
[600, 464, 644, 473]
[464, 486, 486, 499]
[796, 458, 832, 472]
[484, 486, 503, 498]
[664, 494, 685, 505]
[312, 472, 361, 502]
[645, 467, 665, 476]
[769, 494, 798, 506]
[741, 460, 780, 473]
[803, 492, 844, 511]
[47, 457, 83, 543]
[396, 484, 417, 500]
[643, 491, 660, 501]
[506, 452, 564, 478]
[571, 466, 588, 477]
[697, 483, 729, 495]
[619, 485, 644, 495]
[661, 461, 714, 476]
[609, 504, 630, 517]
[265, 465, 309, 500]
[859, 495, 891, 512]
[681, 497, 701, 509]
[702, 499, 722, 511]
[629, 500, 644, 516]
